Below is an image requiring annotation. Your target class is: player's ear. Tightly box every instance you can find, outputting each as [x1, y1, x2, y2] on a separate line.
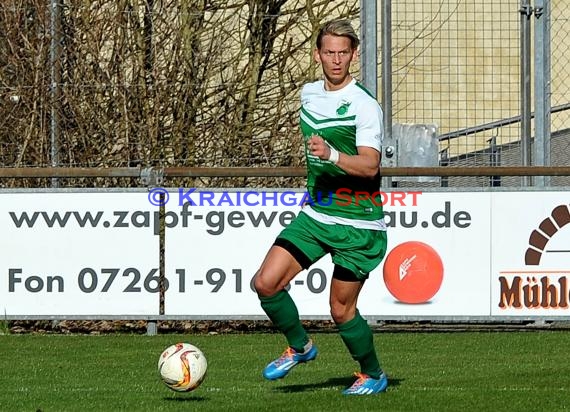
[313, 47, 321, 64]
[351, 48, 359, 62]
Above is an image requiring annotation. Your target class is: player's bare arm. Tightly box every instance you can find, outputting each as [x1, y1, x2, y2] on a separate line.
[307, 135, 380, 178]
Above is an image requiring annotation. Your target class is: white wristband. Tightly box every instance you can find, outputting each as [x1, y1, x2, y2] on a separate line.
[327, 145, 340, 164]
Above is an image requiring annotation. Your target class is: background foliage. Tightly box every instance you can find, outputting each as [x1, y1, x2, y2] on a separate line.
[0, 0, 359, 187]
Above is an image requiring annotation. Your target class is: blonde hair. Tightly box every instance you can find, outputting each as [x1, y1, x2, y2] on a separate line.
[316, 19, 360, 50]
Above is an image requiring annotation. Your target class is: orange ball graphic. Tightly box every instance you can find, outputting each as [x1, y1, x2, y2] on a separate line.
[382, 241, 444, 304]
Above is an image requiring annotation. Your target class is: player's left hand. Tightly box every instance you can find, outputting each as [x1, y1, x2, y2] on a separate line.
[307, 135, 331, 160]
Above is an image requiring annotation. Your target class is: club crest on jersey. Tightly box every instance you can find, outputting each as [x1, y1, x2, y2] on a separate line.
[336, 100, 351, 116]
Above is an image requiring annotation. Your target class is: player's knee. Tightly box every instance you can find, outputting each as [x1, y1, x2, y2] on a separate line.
[252, 272, 265, 295]
[253, 271, 275, 297]
[330, 302, 355, 324]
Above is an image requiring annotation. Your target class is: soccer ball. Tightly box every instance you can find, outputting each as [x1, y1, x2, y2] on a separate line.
[158, 343, 208, 392]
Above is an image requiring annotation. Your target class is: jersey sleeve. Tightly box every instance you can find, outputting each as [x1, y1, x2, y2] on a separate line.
[355, 100, 384, 151]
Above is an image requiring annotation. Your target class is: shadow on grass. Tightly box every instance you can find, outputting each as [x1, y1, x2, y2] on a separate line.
[274, 376, 402, 393]
[163, 395, 207, 402]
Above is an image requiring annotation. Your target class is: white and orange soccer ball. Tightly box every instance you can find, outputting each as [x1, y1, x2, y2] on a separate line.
[158, 343, 208, 392]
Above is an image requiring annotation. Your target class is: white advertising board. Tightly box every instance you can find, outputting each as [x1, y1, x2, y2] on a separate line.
[164, 190, 491, 317]
[491, 192, 570, 316]
[0, 192, 160, 316]
[3, 189, 567, 319]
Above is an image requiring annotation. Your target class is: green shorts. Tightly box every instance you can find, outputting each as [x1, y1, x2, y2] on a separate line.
[275, 211, 388, 281]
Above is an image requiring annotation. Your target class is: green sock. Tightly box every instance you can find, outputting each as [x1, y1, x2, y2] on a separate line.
[338, 310, 382, 379]
[259, 290, 309, 352]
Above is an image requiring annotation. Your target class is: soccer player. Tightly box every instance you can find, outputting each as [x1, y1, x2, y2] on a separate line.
[253, 19, 388, 395]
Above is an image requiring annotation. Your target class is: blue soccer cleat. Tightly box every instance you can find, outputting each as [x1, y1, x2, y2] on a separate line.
[262, 341, 318, 380]
[342, 371, 388, 395]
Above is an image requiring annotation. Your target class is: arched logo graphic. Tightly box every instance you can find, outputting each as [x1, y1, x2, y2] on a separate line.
[497, 203, 570, 311]
[525, 204, 570, 265]
[382, 241, 444, 304]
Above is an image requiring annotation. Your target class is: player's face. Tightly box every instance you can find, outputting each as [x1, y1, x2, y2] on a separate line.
[314, 34, 357, 91]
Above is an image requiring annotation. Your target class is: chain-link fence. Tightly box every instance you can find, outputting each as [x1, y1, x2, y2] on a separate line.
[549, 0, 570, 185]
[388, 0, 569, 187]
[0, 0, 568, 188]
[391, 1, 521, 160]
[388, 0, 519, 187]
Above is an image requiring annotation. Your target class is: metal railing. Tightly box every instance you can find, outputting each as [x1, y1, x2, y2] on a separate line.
[1, 166, 570, 179]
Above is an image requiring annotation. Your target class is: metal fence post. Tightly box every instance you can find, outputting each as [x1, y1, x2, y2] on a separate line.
[381, 0, 394, 189]
[362, 1, 395, 188]
[146, 321, 158, 336]
[141, 167, 165, 333]
[534, 0, 551, 187]
[488, 136, 501, 187]
[50, 0, 62, 188]
[360, 0, 377, 98]
[520, 0, 533, 186]
[440, 149, 449, 188]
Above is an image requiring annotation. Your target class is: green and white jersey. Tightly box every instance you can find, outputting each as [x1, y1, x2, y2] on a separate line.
[299, 78, 386, 231]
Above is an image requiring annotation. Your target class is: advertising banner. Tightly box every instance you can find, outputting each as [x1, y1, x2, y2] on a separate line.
[0, 192, 160, 316]
[2, 189, 568, 319]
[491, 192, 570, 316]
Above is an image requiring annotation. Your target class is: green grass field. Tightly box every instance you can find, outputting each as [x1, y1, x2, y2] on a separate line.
[1, 331, 569, 411]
